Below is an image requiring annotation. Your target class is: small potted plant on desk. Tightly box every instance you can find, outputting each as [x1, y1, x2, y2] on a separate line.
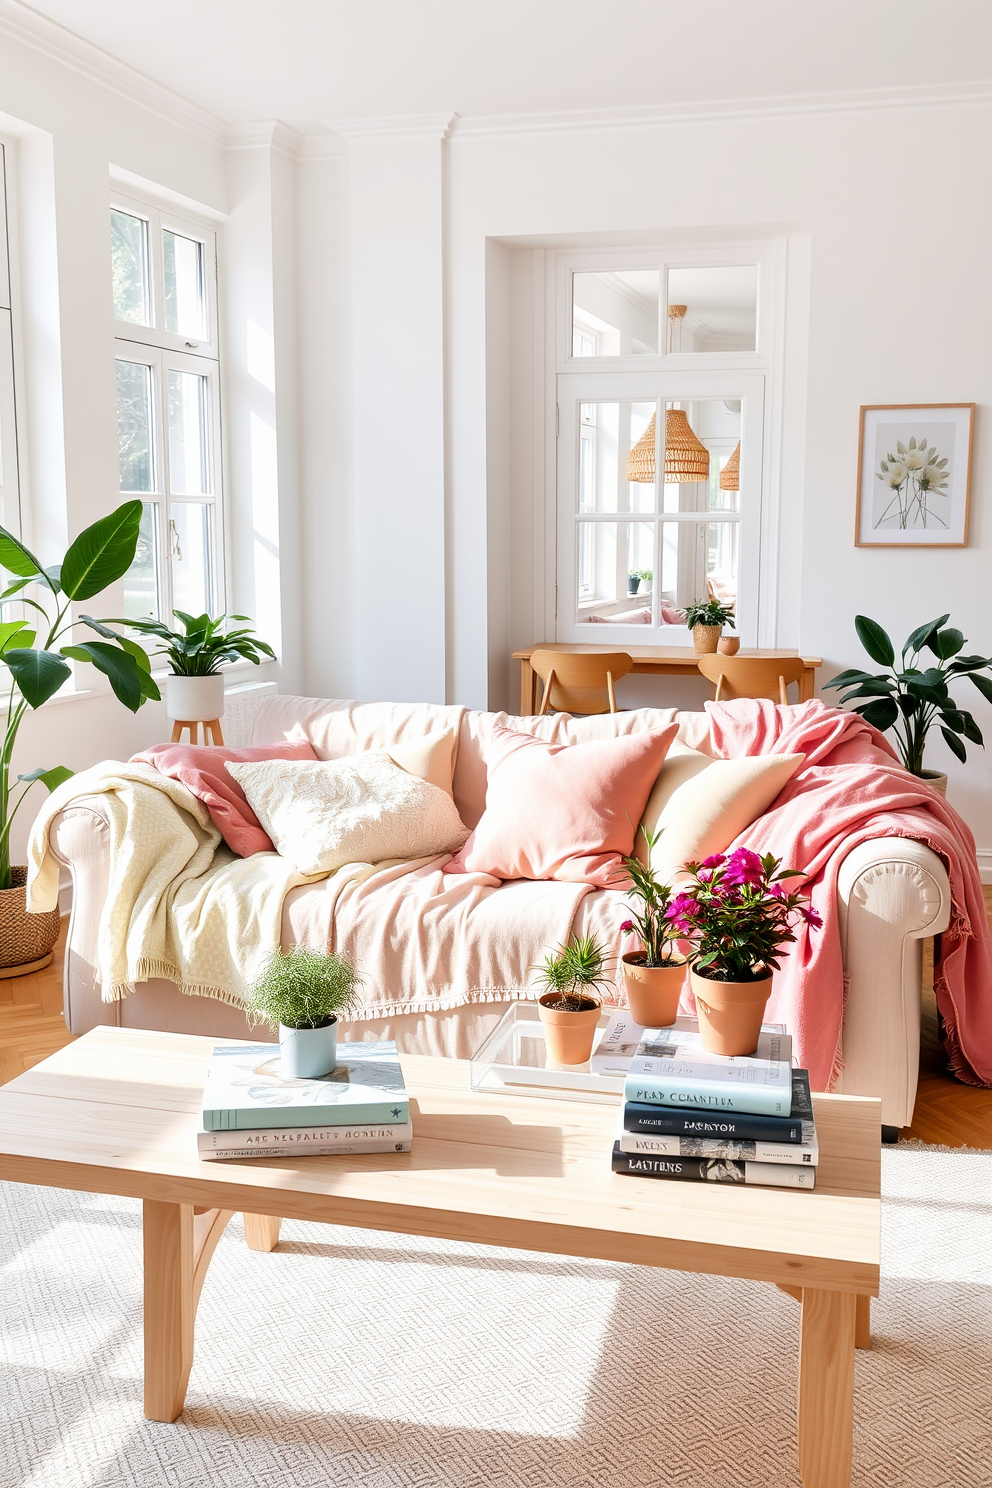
[109, 610, 274, 742]
[615, 825, 688, 1027]
[246, 946, 364, 1080]
[671, 848, 821, 1056]
[533, 934, 611, 1066]
[824, 612, 992, 797]
[684, 598, 736, 656]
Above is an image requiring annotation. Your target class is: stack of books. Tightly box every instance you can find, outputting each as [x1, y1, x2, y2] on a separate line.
[196, 1038, 413, 1160]
[595, 1013, 817, 1190]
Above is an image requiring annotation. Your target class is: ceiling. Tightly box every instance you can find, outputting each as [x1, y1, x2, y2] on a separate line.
[13, 0, 992, 128]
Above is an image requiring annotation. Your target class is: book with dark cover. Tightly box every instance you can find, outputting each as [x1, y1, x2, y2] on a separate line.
[623, 1069, 814, 1144]
[200, 1041, 409, 1131]
[611, 1144, 815, 1189]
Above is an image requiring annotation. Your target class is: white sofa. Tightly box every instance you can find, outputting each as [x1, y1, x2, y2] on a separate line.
[48, 694, 951, 1130]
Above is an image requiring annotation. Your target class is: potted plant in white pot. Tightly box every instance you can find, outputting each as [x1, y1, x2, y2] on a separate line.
[0, 502, 159, 972]
[111, 610, 274, 726]
[533, 934, 612, 1066]
[246, 946, 363, 1080]
[669, 848, 820, 1056]
[684, 598, 736, 656]
[615, 825, 688, 1028]
[824, 612, 992, 797]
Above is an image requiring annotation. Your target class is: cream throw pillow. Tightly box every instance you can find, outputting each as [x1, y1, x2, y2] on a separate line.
[387, 727, 457, 800]
[642, 752, 805, 880]
[227, 752, 469, 875]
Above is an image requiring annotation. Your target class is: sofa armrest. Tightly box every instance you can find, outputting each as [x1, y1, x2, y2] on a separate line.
[49, 798, 117, 1035]
[836, 836, 951, 1129]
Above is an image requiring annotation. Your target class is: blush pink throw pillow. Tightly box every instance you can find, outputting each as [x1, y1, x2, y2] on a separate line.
[445, 723, 679, 886]
[132, 739, 318, 856]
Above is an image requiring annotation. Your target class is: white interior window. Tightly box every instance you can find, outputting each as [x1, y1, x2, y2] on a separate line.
[111, 190, 223, 621]
[554, 245, 778, 647]
[0, 145, 18, 539]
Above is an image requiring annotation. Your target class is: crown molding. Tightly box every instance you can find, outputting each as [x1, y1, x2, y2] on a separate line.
[324, 111, 458, 143]
[454, 79, 992, 139]
[0, 0, 228, 146]
[225, 120, 307, 160]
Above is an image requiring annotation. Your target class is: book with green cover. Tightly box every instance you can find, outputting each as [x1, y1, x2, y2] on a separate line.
[200, 1041, 409, 1132]
[623, 1023, 793, 1117]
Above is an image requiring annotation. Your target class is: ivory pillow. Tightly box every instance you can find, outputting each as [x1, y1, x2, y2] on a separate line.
[386, 727, 457, 800]
[226, 752, 469, 875]
[644, 753, 805, 880]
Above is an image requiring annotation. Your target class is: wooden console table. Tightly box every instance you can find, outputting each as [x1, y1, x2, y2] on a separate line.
[513, 643, 822, 716]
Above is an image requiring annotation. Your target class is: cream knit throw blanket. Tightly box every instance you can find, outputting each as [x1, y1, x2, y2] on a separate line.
[27, 761, 325, 1006]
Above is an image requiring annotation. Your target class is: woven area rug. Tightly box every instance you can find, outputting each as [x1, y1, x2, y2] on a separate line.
[1, 1142, 989, 1488]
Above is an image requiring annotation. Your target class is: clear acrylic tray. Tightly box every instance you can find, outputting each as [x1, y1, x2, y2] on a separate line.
[469, 1001, 624, 1105]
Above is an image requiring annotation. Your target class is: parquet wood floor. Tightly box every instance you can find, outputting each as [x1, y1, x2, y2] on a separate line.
[1, 916, 989, 1146]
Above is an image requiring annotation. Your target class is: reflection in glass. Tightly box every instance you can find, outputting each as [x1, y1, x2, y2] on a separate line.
[170, 502, 213, 616]
[168, 372, 209, 494]
[163, 230, 206, 339]
[116, 361, 154, 492]
[111, 210, 151, 326]
[666, 266, 757, 352]
[123, 502, 159, 622]
[659, 520, 738, 614]
[573, 270, 659, 355]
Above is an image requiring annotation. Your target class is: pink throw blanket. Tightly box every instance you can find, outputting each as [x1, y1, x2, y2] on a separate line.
[697, 699, 992, 1092]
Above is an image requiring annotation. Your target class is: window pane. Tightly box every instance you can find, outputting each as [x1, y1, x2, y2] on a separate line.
[575, 521, 653, 624]
[116, 360, 155, 492]
[170, 502, 213, 616]
[163, 230, 206, 339]
[660, 399, 741, 512]
[111, 210, 151, 326]
[168, 371, 209, 494]
[573, 271, 659, 355]
[123, 502, 160, 621]
[659, 521, 738, 615]
[666, 266, 757, 352]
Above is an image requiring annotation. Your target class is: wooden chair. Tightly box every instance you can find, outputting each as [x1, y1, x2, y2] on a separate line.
[696, 653, 806, 705]
[530, 649, 633, 715]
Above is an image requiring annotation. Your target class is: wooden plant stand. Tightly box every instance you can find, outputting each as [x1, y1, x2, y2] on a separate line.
[170, 720, 224, 746]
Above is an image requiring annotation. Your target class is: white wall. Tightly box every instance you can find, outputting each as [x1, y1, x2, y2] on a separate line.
[297, 99, 992, 861]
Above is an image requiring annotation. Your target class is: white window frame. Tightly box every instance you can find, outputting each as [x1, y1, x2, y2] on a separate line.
[0, 143, 20, 540]
[111, 189, 225, 621]
[551, 241, 785, 647]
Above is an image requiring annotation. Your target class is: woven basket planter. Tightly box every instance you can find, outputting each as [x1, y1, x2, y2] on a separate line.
[0, 866, 61, 972]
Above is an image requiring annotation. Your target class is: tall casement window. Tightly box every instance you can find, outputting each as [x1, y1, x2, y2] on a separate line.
[0, 146, 18, 537]
[111, 192, 223, 622]
[555, 247, 779, 646]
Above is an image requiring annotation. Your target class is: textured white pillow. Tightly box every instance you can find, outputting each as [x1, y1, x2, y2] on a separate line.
[226, 752, 469, 875]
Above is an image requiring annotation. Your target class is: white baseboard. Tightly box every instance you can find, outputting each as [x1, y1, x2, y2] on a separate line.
[977, 851, 992, 884]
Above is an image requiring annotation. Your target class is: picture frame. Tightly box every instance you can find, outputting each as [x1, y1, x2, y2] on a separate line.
[855, 403, 974, 547]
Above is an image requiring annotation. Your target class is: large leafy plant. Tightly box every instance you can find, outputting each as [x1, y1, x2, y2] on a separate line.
[0, 500, 158, 889]
[824, 614, 992, 775]
[115, 610, 274, 676]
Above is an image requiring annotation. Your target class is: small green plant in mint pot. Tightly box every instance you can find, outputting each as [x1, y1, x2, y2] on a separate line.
[247, 946, 363, 1080]
[533, 933, 612, 1066]
[684, 598, 736, 655]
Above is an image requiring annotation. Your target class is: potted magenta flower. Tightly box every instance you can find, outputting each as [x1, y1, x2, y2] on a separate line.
[668, 847, 821, 1056]
[615, 825, 688, 1028]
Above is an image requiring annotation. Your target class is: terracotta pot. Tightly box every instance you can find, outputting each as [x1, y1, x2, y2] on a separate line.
[622, 953, 687, 1029]
[691, 624, 722, 655]
[717, 635, 740, 655]
[690, 967, 773, 1057]
[537, 993, 602, 1065]
[0, 866, 61, 973]
[918, 769, 948, 798]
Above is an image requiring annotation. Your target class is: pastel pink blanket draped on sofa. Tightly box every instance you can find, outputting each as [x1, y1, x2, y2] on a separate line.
[699, 699, 992, 1091]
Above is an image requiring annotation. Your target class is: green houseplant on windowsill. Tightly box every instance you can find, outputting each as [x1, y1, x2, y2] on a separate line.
[824, 613, 992, 795]
[103, 610, 275, 728]
[684, 598, 736, 656]
[0, 501, 158, 971]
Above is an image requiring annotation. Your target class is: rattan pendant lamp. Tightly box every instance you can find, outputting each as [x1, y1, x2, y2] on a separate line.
[719, 440, 740, 491]
[625, 409, 711, 485]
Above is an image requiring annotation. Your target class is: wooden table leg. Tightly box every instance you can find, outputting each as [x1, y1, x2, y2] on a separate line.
[800, 666, 815, 703]
[143, 1200, 233, 1422]
[244, 1213, 282, 1252]
[798, 1287, 856, 1488]
[519, 659, 536, 716]
[855, 1294, 871, 1351]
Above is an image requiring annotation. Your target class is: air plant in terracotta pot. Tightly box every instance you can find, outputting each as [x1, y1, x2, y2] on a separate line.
[614, 825, 688, 1028]
[533, 934, 612, 1066]
[670, 848, 821, 1056]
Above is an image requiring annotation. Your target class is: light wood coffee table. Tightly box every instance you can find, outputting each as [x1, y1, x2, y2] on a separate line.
[0, 1028, 880, 1488]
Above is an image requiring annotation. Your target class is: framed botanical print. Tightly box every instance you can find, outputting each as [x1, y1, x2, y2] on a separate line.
[855, 403, 974, 547]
